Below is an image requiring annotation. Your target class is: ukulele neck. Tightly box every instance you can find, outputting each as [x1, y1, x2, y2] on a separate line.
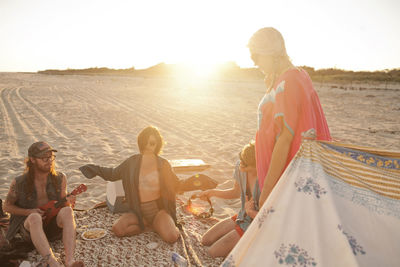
[54, 192, 72, 208]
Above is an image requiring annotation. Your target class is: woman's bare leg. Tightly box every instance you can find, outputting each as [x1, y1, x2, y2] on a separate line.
[152, 210, 180, 243]
[207, 229, 241, 258]
[201, 218, 236, 246]
[112, 213, 141, 237]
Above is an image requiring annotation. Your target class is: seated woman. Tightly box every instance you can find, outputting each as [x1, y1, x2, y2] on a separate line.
[199, 142, 259, 258]
[79, 126, 180, 243]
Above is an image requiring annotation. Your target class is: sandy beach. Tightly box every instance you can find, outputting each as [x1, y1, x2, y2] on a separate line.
[1, 72, 399, 266]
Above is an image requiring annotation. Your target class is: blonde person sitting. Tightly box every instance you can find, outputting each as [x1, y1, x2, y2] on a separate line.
[199, 142, 259, 258]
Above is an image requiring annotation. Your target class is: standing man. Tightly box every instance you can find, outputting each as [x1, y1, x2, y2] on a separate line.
[3, 142, 83, 267]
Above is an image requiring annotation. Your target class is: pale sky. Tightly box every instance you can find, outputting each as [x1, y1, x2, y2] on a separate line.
[0, 0, 399, 72]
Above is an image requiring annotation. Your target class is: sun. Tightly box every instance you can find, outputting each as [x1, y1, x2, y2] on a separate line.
[183, 62, 219, 79]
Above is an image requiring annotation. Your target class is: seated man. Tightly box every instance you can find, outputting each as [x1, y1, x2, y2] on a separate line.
[4, 142, 83, 267]
[199, 142, 259, 258]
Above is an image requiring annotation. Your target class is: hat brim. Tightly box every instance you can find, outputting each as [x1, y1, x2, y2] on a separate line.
[33, 149, 57, 157]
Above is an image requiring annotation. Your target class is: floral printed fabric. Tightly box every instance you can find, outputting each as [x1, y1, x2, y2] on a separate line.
[222, 140, 400, 267]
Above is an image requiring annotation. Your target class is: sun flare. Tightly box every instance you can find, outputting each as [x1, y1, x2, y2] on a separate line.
[182, 62, 219, 79]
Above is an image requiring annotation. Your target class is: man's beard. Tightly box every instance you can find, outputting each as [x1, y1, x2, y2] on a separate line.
[35, 162, 52, 173]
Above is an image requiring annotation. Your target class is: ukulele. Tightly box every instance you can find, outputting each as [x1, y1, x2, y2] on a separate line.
[39, 184, 87, 225]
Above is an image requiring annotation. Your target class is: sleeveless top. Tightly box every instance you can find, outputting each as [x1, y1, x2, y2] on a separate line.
[6, 172, 64, 241]
[139, 170, 161, 202]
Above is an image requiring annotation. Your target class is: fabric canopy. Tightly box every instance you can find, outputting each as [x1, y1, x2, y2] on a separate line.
[222, 139, 400, 267]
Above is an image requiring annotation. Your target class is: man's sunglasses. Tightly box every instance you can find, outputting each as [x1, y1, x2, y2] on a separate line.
[37, 155, 56, 162]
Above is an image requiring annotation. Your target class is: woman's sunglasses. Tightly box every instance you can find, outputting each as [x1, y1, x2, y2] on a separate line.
[148, 141, 156, 147]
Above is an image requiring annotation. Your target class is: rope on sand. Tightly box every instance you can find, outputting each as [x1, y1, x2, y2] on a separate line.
[180, 224, 203, 267]
[177, 197, 204, 267]
[178, 225, 192, 267]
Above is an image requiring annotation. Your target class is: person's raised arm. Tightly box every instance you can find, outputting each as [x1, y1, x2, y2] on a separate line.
[258, 119, 293, 207]
[79, 158, 130, 181]
[199, 180, 241, 200]
[3, 179, 43, 217]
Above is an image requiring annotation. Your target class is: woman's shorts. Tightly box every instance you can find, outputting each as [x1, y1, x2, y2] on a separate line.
[140, 198, 164, 225]
[231, 214, 252, 237]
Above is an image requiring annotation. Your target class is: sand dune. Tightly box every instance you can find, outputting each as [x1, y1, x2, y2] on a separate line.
[0, 72, 399, 265]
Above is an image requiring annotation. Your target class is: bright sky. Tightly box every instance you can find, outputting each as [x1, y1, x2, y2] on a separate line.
[1, 0, 399, 72]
